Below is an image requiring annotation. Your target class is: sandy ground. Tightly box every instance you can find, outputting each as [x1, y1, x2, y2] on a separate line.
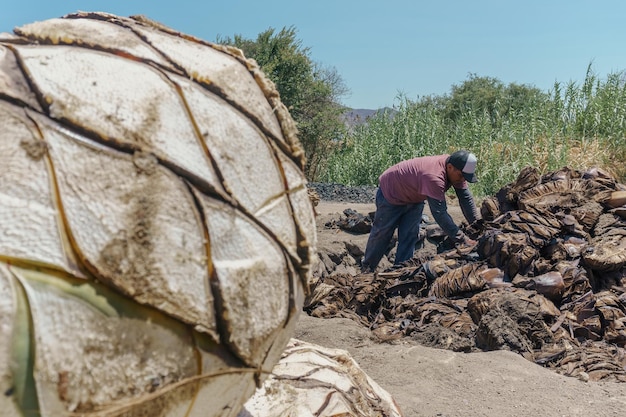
[294, 200, 626, 417]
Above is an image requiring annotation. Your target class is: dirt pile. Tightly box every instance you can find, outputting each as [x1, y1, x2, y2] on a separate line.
[306, 166, 626, 383]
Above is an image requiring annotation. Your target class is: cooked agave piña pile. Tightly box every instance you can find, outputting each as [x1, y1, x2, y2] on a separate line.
[0, 11, 316, 417]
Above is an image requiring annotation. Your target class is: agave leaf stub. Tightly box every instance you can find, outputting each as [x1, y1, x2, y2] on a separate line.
[0, 265, 21, 417]
[0, 104, 81, 275]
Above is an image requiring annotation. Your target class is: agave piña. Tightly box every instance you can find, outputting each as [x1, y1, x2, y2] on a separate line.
[0, 12, 315, 416]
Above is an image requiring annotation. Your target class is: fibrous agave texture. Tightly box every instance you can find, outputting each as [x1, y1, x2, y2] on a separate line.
[0, 11, 316, 417]
[240, 339, 403, 417]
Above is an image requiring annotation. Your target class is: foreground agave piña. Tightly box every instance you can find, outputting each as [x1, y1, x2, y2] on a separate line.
[0, 12, 316, 416]
[241, 339, 403, 417]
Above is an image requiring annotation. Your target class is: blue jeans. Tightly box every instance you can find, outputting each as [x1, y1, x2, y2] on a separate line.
[362, 189, 424, 270]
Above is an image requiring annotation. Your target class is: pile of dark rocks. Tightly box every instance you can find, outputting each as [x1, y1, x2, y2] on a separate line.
[307, 182, 377, 204]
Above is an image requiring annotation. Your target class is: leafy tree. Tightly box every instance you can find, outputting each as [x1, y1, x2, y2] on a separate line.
[444, 74, 547, 127]
[217, 27, 348, 180]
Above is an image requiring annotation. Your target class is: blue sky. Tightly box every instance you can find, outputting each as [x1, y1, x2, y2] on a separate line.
[2, 1, 625, 110]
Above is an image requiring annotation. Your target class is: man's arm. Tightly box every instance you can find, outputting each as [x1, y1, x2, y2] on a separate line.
[454, 187, 480, 224]
[427, 197, 467, 243]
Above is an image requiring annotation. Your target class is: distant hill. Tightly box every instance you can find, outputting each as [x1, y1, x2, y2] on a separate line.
[341, 107, 396, 128]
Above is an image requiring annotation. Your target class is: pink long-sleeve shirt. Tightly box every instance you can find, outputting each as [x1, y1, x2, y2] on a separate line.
[378, 154, 467, 205]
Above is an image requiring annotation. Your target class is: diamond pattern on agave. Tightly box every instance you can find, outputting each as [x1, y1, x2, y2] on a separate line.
[0, 12, 316, 417]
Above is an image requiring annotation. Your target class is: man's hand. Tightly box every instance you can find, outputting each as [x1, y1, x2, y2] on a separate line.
[462, 236, 477, 246]
[455, 235, 477, 254]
